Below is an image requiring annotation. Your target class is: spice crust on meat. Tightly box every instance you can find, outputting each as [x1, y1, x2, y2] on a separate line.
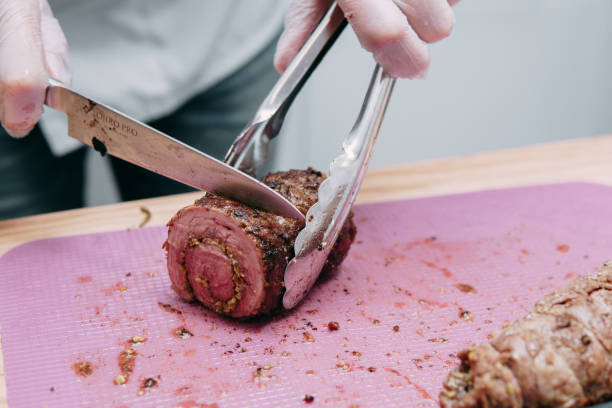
[165, 168, 356, 318]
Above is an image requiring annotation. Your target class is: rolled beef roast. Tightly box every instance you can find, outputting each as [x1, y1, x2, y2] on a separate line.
[165, 168, 356, 318]
[440, 261, 612, 408]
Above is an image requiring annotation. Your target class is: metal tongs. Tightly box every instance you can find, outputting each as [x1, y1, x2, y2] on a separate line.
[224, 2, 397, 309]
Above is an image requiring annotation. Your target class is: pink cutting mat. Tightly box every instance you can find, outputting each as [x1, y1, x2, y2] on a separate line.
[1, 183, 612, 408]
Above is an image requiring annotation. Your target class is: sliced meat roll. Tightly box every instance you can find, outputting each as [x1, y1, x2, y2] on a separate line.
[165, 168, 356, 318]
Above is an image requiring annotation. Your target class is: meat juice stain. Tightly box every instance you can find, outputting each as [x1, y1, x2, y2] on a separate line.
[384, 368, 432, 400]
[176, 401, 219, 408]
[72, 361, 93, 377]
[76, 276, 92, 284]
[158, 301, 183, 315]
[419, 260, 453, 278]
[557, 244, 570, 253]
[455, 283, 477, 294]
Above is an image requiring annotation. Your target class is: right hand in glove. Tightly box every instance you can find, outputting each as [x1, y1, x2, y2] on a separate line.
[275, 0, 460, 79]
[0, 0, 70, 138]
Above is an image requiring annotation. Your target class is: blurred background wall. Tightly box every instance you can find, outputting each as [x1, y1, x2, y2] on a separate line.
[86, 0, 612, 206]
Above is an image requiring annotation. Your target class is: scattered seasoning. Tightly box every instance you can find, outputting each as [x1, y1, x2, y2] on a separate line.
[131, 335, 147, 344]
[50, 387, 55, 392]
[72, 361, 93, 377]
[244, 337, 252, 342]
[581, 334, 591, 345]
[174, 327, 193, 338]
[139, 206, 152, 227]
[253, 367, 274, 385]
[125, 272, 132, 277]
[392, 325, 400, 333]
[232, 209, 247, 218]
[304, 395, 315, 403]
[317, 243, 323, 251]
[138, 377, 159, 396]
[303, 332, 314, 342]
[115, 348, 137, 385]
[336, 361, 350, 371]
[158, 302, 183, 315]
[384, 257, 394, 266]
[343, 288, 350, 295]
[367, 367, 376, 373]
[328, 321, 340, 331]
[373, 319, 380, 325]
[428, 337, 448, 343]
[459, 309, 473, 321]
[351, 351, 362, 357]
[455, 283, 476, 294]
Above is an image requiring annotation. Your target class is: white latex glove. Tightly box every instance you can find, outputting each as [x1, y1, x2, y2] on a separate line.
[275, 0, 460, 79]
[0, 0, 70, 138]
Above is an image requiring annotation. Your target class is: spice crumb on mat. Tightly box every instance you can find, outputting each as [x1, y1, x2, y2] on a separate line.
[72, 361, 93, 377]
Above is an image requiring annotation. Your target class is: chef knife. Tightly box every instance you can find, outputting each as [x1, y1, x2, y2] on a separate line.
[44, 79, 304, 220]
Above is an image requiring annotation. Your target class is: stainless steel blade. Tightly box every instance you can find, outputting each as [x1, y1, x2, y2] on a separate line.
[44, 80, 304, 220]
[283, 65, 395, 309]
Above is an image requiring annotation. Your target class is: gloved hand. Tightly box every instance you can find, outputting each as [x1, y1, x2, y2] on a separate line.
[275, 0, 460, 79]
[0, 0, 70, 138]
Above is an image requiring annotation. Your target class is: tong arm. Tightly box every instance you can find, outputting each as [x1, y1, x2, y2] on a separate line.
[283, 64, 396, 309]
[224, 2, 347, 175]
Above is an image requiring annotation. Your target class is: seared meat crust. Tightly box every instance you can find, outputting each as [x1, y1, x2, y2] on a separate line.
[165, 168, 356, 318]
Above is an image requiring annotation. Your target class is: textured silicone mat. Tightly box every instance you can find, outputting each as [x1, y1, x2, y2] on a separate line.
[1, 183, 612, 408]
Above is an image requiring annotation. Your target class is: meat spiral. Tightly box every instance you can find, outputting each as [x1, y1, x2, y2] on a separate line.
[165, 168, 356, 318]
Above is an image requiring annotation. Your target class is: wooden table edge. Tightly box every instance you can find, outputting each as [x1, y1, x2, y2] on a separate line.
[2, 134, 612, 407]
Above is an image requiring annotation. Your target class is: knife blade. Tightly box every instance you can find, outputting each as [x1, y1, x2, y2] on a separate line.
[44, 79, 304, 220]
